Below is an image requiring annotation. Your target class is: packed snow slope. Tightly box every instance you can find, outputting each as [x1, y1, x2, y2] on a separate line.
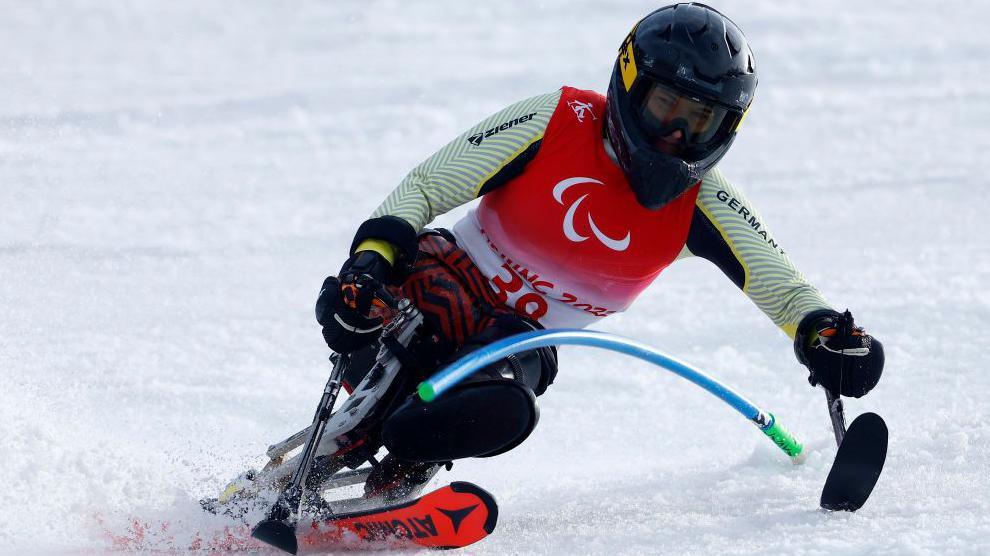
[2, 1, 988, 554]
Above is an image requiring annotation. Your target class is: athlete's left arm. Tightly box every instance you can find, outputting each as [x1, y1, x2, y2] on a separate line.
[680, 169, 885, 397]
[680, 167, 832, 339]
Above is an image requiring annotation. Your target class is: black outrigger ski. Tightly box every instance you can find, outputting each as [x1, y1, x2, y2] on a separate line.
[819, 391, 888, 511]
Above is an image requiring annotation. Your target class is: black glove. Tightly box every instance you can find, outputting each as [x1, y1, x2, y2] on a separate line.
[794, 309, 884, 398]
[315, 250, 392, 354]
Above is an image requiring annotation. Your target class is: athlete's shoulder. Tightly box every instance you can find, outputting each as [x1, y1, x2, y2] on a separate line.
[698, 166, 743, 205]
[558, 86, 606, 113]
[548, 86, 607, 129]
[559, 86, 606, 103]
[700, 166, 730, 190]
[696, 167, 785, 255]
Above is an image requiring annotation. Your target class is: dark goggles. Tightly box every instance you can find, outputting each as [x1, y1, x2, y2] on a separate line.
[635, 80, 743, 162]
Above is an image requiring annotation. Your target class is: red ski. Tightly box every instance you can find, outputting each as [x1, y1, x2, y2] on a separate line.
[297, 482, 498, 551]
[103, 482, 497, 552]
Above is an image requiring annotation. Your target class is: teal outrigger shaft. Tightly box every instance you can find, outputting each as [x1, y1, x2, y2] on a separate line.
[417, 329, 804, 461]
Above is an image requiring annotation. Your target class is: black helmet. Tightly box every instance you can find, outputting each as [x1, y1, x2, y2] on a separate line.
[606, 3, 757, 210]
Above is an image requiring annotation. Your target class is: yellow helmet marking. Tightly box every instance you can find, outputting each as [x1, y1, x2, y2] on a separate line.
[735, 107, 750, 131]
[620, 32, 638, 92]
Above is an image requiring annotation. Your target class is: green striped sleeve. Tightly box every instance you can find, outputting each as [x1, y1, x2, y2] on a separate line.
[371, 90, 561, 230]
[690, 168, 832, 338]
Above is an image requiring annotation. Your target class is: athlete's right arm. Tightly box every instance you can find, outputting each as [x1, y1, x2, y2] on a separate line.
[358, 90, 560, 261]
[318, 92, 559, 352]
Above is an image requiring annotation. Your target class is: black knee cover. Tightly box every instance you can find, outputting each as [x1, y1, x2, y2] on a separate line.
[382, 315, 558, 462]
[382, 378, 538, 462]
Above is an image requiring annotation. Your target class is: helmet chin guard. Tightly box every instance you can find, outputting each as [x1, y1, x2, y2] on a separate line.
[606, 86, 714, 210]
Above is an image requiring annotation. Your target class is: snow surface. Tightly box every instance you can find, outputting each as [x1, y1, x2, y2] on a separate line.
[2, 1, 989, 554]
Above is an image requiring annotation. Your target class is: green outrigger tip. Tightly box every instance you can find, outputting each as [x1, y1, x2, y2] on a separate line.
[417, 381, 437, 403]
[761, 413, 804, 460]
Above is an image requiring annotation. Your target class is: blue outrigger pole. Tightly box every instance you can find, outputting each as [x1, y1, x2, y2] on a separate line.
[417, 328, 804, 461]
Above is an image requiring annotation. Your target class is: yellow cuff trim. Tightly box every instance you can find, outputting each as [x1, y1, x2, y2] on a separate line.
[355, 239, 397, 265]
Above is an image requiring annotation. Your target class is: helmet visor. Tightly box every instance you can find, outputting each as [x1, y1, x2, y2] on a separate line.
[636, 80, 740, 162]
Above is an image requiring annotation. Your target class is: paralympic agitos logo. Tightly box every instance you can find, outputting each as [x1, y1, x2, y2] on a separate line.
[553, 177, 631, 252]
[467, 112, 538, 146]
